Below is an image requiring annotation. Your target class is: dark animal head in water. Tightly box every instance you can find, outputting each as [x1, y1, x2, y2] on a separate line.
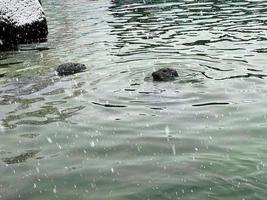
[152, 68, 178, 81]
[55, 63, 86, 76]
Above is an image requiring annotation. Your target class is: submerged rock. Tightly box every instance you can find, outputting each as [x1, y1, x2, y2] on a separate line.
[55, 63, 87, 76]
[0, 0, 48, 50]
[152, 68, 178, 81]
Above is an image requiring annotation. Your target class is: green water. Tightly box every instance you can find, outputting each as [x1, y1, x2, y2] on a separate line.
[1, 0, 267, 199]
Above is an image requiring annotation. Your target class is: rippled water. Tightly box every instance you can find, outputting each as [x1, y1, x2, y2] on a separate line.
[1, 0, 267, 199]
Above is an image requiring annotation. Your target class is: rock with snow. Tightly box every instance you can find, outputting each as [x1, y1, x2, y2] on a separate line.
[0, 0, 48, 50]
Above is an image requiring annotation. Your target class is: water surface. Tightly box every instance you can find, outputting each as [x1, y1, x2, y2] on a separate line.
[1, 0, 267, 199]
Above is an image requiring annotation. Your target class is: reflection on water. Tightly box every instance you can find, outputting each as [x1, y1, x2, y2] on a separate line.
[1, 0, 267, 199]
[2, 150, 40, 165]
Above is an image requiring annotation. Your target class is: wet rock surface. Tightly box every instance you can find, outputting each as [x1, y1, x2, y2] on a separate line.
[152, 68, 178, 81]
[55, 63, 87, 76]
[0, 0, 48, 50]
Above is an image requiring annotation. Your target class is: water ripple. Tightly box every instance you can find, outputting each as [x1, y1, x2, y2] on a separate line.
[1, 0, 267, 199]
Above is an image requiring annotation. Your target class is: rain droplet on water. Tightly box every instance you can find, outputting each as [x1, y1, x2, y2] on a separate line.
[172, 144, 176, 156]
[47, 137, 53, 143]
[56, 143, 63, 149]
[165, 126, 170, 135]
[90, 141, 95, 147]
[53, 185, 57, 194]
[0, 124, 4, 132]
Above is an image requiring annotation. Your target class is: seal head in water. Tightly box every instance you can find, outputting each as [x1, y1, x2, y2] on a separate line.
[152, 68, 178, 81]
[55, 63, 86, 76]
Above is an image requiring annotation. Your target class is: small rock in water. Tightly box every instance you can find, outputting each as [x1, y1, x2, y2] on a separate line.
[55, 63, 86, 76]
[152, 68, 178, 81]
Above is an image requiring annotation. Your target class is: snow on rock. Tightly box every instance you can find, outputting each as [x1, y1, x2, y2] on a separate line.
[0, 0, 48, 50]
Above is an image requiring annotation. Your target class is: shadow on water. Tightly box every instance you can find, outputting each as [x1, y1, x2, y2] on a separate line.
[3, 104, 85, 128]
[0, 74, 86, 128]
[92, 101, 127, 108]
[192, 102, 229, 107]
[2, 150, 39, 165]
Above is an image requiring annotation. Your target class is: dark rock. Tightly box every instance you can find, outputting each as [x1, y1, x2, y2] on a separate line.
[55, 63, 87, 76]
[152, 68, 178, 81]
[0, 0, 48, 51]
[0, 19, 16, 50]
